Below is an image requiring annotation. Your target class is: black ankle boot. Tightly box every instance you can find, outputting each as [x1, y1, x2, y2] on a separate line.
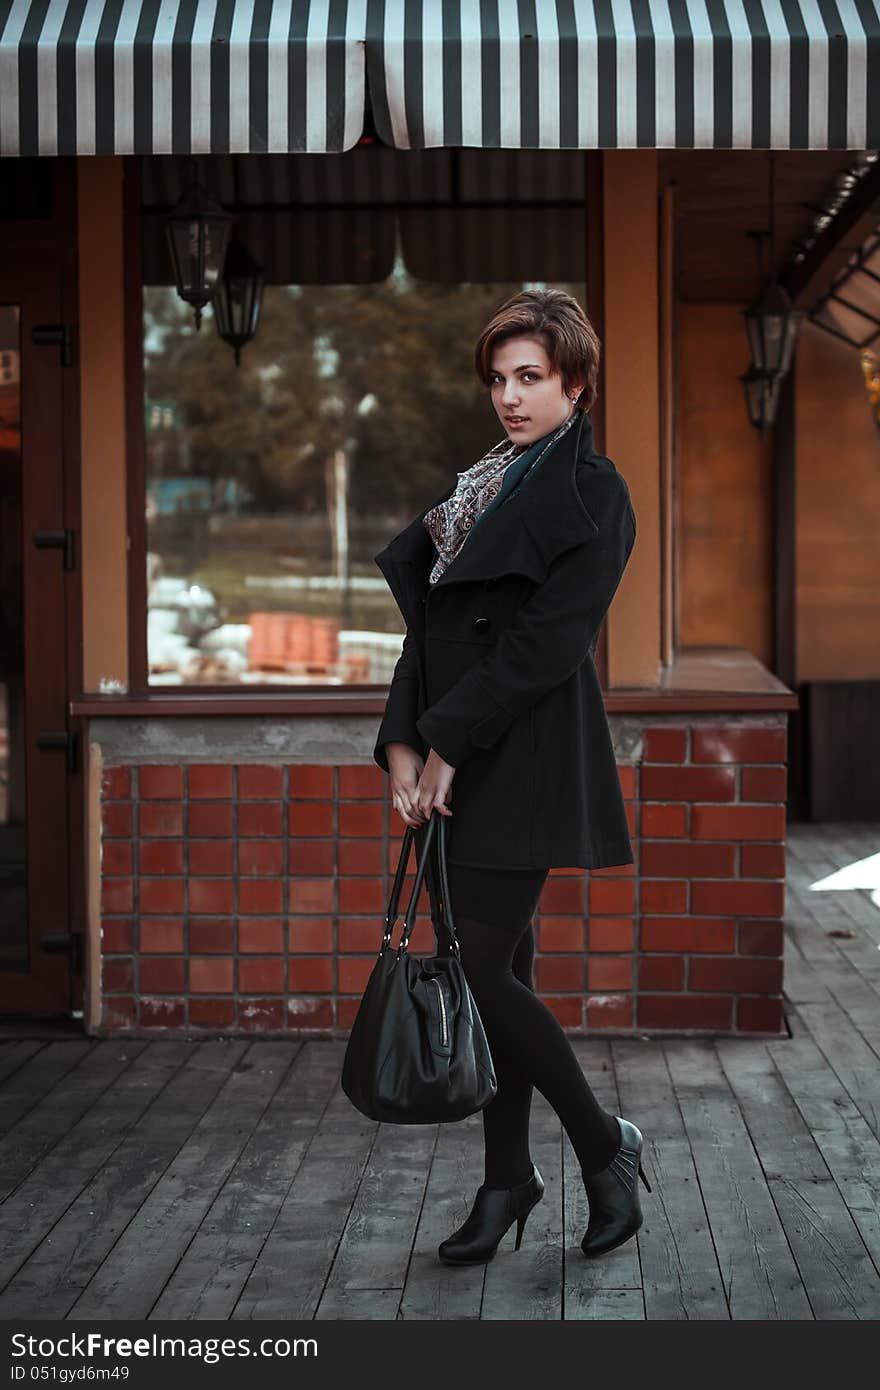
[438, 1166, 545, 1266]
[581, 1116, 652, 1259]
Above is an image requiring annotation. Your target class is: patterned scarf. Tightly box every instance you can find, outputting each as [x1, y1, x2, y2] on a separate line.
[423, 411, 578, 585]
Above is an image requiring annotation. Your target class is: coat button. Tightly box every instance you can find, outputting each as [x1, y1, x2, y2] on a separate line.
[473, 616, 491, 632]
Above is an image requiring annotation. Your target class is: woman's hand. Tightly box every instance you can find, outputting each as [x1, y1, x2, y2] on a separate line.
[386, 744, 455, 828]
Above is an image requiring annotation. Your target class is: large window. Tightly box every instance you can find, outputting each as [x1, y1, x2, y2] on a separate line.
[140, 149, 588, 688]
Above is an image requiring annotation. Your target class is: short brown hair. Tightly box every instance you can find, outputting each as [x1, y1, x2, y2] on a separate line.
[474, 288, 601, 413]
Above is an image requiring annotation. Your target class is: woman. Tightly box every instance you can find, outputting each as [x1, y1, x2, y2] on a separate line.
[372, 289, 650, 1266]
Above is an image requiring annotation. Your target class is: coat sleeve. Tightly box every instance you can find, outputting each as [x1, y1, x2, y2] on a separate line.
[415, 467, 636, 770]
[373, 628, 427, 773]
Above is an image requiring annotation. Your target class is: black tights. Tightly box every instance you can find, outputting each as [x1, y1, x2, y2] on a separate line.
[444, 861, 621, 1189]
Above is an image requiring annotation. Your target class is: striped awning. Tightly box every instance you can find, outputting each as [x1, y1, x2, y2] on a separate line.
[1, 0, 878, 158]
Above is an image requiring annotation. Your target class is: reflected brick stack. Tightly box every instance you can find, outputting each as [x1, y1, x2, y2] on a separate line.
[97, 716, 787, 1038]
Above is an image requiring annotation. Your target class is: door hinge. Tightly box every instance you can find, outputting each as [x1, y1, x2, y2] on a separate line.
[33, 527, 76, 571]
[32, 322, 74, 367]
[36, 729, 79, 774]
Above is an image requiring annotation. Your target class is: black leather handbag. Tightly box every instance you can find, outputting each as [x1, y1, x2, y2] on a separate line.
[341, 808, 497, 1124]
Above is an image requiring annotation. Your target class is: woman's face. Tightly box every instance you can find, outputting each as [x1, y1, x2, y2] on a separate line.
[488, 335, 584, 447]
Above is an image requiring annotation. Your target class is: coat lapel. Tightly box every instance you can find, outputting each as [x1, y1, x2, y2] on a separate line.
[375, 410, 600, 602]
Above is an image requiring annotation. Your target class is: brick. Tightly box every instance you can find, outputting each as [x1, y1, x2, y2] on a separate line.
[338, 957, 375, 994]
[140, 918, 184, 953]
[337, 998, 360, 1030]
[536, 957, 584, 991]
[637, 994, 733, 1030]
[691, 880, 784, 918]
[338, 878, 388, 915]
[287, 997, 334, 1030]
[588, 878, 635, 915]
[640, 841, 736, 878]
[289, 879, 335, 913]
[102, 958, 133, 992]
[239, 999, 285, 1031]
[103, 995, 135, 1027]
[140, 766, 184, 800]
[238, 958, 285, 994]
[537, 918, 585, 953]
[640, 880, 688, 914]
[586, 994, 633, 1028]
[289, 765, 334, 798]
[188, 765, 234, 799]
[641, 917, 735, 953]
[139, 840, 184, 875]
[641, 766, 736, 802]
[288, 917, 333, 953]
[189, 919, 234, 953]
[240, 879, 283, 915]
[337, 839, 384, 875]
[692, 805, 786, 842]
[639, 956, 685, 990]
[140, 958, 185, 994]
[640, 803, 688, 838]
[238, 840, 284, 876]
[189, 840, 235, 875]
[139, 803, 184, 837]
[190, 956, 234, 993]
[338, 803, 384, 837]
[238, 803, 283, 837]
[742, 766, 787, 801]
[139, 877, 184, 913]
[739, 920, 785, 956]
[189, 878, 235, 914]
[102, 803, 133, 837]
[288, 957, 335, 993]
[187, 803, 233, 838]
[190, 998, 236, 1028]
[692, 726, 786, 765]
[101, 879, 133, 914]
[588, 918, 635, 952]
[644, 727, 687, 762]
[339, 765, 385, 798]
[237, 765, 284, 799]
[737, 997, 785, 1033]
[102, 841, 133, 875]
[102, 767, 131, 799]
[617, 765, 636, 799]
[239, 919, 284, 953]
[289, 841, 335, 874]
[101, 918, 134, 953]
[288, 802, 334, 836]
[540, 876, 586, 915]
[689, 957, 783, 993]
[587, 956, 632, 991]
[740, 844, 786, 878]
[339, 919, 383, 953]
[542, 996, 583, 1029]
[139, 998, 186, 1028]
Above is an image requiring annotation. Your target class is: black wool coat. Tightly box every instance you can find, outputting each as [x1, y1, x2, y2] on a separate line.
[372, 409, 637, 870]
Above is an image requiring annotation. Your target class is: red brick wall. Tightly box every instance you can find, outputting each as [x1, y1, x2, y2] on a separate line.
[96, 718, 787, 1038]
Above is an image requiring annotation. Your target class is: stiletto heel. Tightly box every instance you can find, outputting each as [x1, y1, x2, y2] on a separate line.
[581, 1116, 650, 1259]
[439, 1165, 544, 1265]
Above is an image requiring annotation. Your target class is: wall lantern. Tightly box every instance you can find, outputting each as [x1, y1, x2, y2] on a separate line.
[740, 155, 803, 431]
[164, 164, 233, 331]
[738, 365, 783, 435]
[213, 238, 264, 366]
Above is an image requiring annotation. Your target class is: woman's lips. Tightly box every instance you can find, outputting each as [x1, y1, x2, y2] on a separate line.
[506, 417, 528, 427]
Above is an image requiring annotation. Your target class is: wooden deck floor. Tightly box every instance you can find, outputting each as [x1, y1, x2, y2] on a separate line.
[1, 821, 879, 1321]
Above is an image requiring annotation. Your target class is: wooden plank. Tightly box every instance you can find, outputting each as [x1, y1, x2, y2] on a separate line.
[716, 1040, 880, 1317]
[0, 1040, 251, 1319]
[793, 999, 880, 1136]
[613, 1040, 729, 1320]
[563, 1041, 644, 1320]
[0, 1040, 46, 1087]
[664, 1041, 812, 1318]
[397, 1111, 488, 1322]
[231, 1063, 379, 1320]
[480, 1093, 563, 1321]
[0, 1040, 192, 1299]
[65, 1039, 284, 1320]
[150, 1042, 339, 1320]
[0, 1039, 104, 1138]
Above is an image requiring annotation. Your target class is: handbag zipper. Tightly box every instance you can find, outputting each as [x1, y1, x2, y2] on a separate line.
[430, 976, 448, 1047]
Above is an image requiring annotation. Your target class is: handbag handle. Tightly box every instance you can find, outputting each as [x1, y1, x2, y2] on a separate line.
[382, 809, 459, 957]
